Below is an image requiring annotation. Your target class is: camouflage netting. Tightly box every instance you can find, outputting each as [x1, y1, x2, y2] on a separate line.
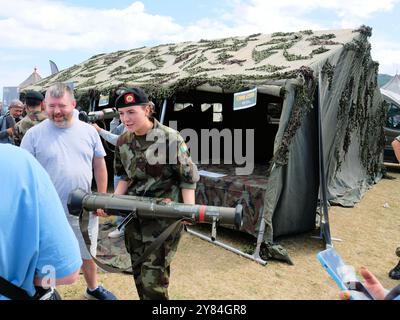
[27, 28, 359, 107]
[263, 26, 385, 244]
[26, 26, 385, 263]
[318, 26, 385, 207]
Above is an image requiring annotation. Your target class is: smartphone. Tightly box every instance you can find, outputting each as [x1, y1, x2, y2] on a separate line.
[317, 248, 375, 300]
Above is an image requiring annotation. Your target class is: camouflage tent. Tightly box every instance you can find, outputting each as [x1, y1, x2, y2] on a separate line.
[26, 26, 385, 257]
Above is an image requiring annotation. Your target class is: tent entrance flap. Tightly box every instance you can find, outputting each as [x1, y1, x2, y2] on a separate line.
[162, 89, 282, 262]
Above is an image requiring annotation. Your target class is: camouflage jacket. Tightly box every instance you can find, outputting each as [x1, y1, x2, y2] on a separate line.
[13, 111, 47, 146]
[114, 119, 199, 202]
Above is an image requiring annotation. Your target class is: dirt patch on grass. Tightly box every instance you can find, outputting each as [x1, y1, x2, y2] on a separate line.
[57, 171, 400, 300]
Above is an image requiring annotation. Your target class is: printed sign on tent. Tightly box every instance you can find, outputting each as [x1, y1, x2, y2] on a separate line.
[98, 94, 110, 107]
[233, 87, 257, 111]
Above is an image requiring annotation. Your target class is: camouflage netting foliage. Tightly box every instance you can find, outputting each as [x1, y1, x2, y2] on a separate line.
[320, 26, 386, 206]
[333, 37, 385, 178]
[25, 28, 354, 109]
[268, 66, 317, 169]
[24, 27, 385, 264]
[262, 25, 384, 246]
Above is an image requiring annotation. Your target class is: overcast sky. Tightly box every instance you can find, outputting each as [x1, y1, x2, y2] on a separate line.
[1, 0, 399, 99]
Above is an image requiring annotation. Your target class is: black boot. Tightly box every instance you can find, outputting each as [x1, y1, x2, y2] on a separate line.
[389, 260, 400, 280]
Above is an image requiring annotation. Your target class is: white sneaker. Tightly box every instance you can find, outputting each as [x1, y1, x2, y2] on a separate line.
[108, 228, 124, 238]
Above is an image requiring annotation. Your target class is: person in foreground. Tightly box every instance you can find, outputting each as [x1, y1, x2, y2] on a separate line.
[21, 82, 117, 300]
[0, 144, 82, 300]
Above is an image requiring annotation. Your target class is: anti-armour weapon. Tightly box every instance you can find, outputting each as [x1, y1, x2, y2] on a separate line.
[67, 188, 243, 230]
[78, 108, 119, 123]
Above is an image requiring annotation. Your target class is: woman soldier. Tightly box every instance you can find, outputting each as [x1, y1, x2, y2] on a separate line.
[113, 87, 199, 300]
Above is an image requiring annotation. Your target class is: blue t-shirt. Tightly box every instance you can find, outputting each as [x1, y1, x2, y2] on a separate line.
[0, 144, 82, 299]
[20, 118, 106, 216]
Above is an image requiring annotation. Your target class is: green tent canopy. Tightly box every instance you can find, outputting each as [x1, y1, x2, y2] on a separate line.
[26, 25, 385, 263]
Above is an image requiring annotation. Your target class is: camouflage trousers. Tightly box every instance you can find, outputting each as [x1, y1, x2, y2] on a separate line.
[124, 217, 183, 300]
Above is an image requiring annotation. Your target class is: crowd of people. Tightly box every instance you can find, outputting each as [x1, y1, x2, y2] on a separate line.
[0, 84, 199, 300]
[0, 83, 398, 300]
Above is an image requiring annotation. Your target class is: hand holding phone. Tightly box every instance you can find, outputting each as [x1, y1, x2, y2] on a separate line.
[317, 248, 375, 300]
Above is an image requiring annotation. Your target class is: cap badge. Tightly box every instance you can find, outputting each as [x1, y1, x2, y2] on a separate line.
[124, 93, 135, 104]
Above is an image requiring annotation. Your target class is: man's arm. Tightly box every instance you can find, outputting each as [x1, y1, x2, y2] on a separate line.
[111, 123, 125, 135]
[99, 129, 119, 146]
[93, 156, 108, 217]
[93, 156, 108, 193]
[109, 117, 120, 132]
[34, 269, 80, 286]
[91, 123, 120, 146]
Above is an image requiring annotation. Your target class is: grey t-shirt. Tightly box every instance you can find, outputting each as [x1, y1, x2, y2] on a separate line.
[21, 118, 106, 215]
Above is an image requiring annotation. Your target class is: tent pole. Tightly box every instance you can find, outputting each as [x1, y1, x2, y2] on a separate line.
[90, 95, 96, 112]
[253, 217, 267, 262]
[316, 71, 333, 248]
[160, 99, 167, 124]
[186, 227, 267, 265]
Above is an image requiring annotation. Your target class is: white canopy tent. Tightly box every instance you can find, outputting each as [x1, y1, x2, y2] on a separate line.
[381, 74, 400, 106]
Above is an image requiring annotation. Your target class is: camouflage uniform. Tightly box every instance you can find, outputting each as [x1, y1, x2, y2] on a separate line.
[13, 111, 47, 146]
[389, 247, 400, 280]
[114, 118, 199, 300]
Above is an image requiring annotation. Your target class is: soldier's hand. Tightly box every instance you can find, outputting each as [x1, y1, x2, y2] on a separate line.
[181, 219, 193, 226]
[95, 208, 108, 217]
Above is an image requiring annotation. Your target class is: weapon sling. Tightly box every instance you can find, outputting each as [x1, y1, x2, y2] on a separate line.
[0, 276, 61, 300]
[79, 209, 191, 274]
[0, 276, 32, 300]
